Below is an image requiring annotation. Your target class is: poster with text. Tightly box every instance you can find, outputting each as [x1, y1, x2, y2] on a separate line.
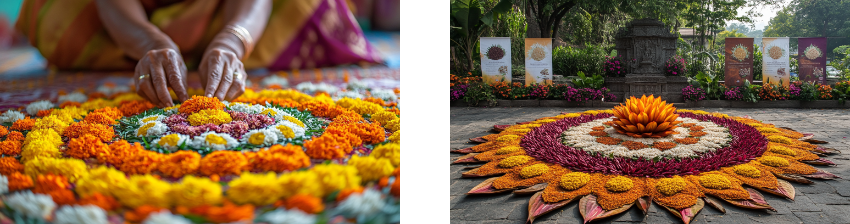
[798, 37, 827, 84]
[480, 37, 512, 83]
[724, 38, 754, 86]
[762, 37, 790, 88]
[524, 38, 553, 86]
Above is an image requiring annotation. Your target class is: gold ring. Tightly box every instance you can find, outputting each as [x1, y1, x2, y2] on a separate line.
[233, 72, 241, 79]
[139, 74, 148, 80]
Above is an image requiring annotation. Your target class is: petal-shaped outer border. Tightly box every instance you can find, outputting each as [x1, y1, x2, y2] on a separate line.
[685, 171, 750, 200]
[590, 175, 646, 210]
[521, 112, 768, 178]
[646, 177, 704, 210]
[752, 159, 817, 175]
[493, 164, 567, 189]
[541, 172, 600, 203]
[468, 159, 543, 178]
[720, 163, 779, 189]
[473, 149, 527, 162]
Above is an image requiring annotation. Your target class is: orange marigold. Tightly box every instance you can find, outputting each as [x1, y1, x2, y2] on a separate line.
[91, 107, 124, 120]
[596, 137, 623, 145]
[11, 117, 35, 131]
[653, 142, 677, 151]
[8, 172, 33, 191]
[622, 141, 649, 150]
[59, 101, 82, 108]
[117, 151, 164, 175]
[64, 121, 114, 142]
[336, 187, 365, 202]
[6, 131, 24, 142]
[0, 126, 7, 137]
[36, 109, 53, 117]
[119, 100, 155, 116]
[253, 144, 311, 172]
[674, 137, 699, 145]
[188, 201, 255, 223]
[83, 112, 118, 125]
[332, 111, 365, 124]
[324, 125, 363, 148]
[391, 177, 400, 198]
[199, 151, 248, 176]
[104, 140, 144, 166]
[0, 157, 24, 175]
[78, 193, 121, 211]
[47, 189, 77, 205]
[304, 135, 350, 160]
[349, 122, 386, 145]
[0, 140, 22, 156]
[124, 205, 167, 223]
[157, 150, 201, 178]
[282, 194, 324, 214]
[179, 95, 224, 114]
[66, 134, 111, 159]
[33, 174, 70, 194]
[299, 101, 346, 118]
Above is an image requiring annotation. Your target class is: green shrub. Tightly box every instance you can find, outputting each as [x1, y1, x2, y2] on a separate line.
[552, 44, 608, 76]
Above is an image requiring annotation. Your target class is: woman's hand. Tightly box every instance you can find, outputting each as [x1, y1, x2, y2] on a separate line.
[199, 43, 247, 101]
[134, 48, 189, 107]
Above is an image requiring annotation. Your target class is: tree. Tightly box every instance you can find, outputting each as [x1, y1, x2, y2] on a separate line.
[450, 0, 513, 74]
[679, 0, 749, 51]
[763, 1, 850, 59]
[525, 0, 635, 39]
[714, 29, 748, 50]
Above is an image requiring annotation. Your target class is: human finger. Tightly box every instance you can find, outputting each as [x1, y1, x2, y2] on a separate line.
[149, 52, 173, 107]
[214, 61, 234, 101]
[163, 50, 189, 102]
[225, 63, 246, 101]
[203, 52, 225, 98]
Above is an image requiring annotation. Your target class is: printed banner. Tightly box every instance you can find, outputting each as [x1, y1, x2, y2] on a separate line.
[762, 37, 791, 88]
[524, 38, 553, 86]
[724, 38, 754, 86]
[798, 37, 828, 84]
[479, 37, 512, 83]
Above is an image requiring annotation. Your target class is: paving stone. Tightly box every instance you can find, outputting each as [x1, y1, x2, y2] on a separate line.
[807, 193, 850, 205]
[792, 211, 831, 224]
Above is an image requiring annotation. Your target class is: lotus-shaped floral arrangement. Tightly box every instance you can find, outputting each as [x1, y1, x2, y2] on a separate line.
[611, 95, 681, 138]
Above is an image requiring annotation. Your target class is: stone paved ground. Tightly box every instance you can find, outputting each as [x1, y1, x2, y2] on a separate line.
[450, 107, 850, 224]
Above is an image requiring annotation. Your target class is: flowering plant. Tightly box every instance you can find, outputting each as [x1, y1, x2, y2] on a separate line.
[724, 86, 743, 101]
[528, 83, 551, 99]
[682, 85, 707, 102]
[664, 55, 687, 76]
[563, 87, 616, 102]
[758, 83, 787, 101]
[450, 85, 468, 101]
[603, 56, 626, 77]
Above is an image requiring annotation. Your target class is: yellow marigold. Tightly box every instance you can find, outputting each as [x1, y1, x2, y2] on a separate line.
[560, 172, 591, 190]
[496, 135, 521, 143]
[113, 175, 172, 208]
[158, 150, 201, 178]
[733, 164, 762, 178]
[66, 134, 111, 160]
[112, 93, 146, 104]
[33, 115, 69, 134]
[283, 116, 305, 127]
[11, 117, 35, 131]
[384, 118, 400, 133]
[304, 135, 350, 160]
[226, 172, 285, 205]
[768, 145, 797, 156]
[23, 157, 89, 182]
[757, 127, 780, 133]
[655, 176, 686, 196]
[49, 106, 87, 123]
[21, 140, 61, 163]
[282, 194, 325, 214]
[371, 111, 398, 126]
[312, 164, 361, 197]
[520, 164, 549, 178]
[556, 113, 582, 119]
[253, 144, 311, 172]
[372, 143, 400, 167]
[75, 166, 129, 197]
[766, 135, 794, 144]
[698, 174, 731, 190]
[90, 107, 124, 120]
[117, 151, 164, 175]
[498, 155, 532, 168]
[0, 157, 24, 175]
[81, 99, 117, 111]
[496, 146, 523, 155]
[336, 98, 385, 115]
[199, 151, 248, 176]
[179, 95, 225, 114]
[388, 130, 400, 143]
[0, 140, 22, 156]
[278, 171, 323, 198]
[187, 109, 233, 126]
[64, 121, 114, 142]
[23, 128, 63, 147]
[533, 119, 556, 124]
[349, 155, 394, 182]
[170, 175, 223, 207]
[8, 172, 34, 191]
[83, 112, 119, 125]
[758, 156, 790, 167]
[604, 176, 634, 192]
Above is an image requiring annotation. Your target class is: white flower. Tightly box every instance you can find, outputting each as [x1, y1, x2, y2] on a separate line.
[137, 114, 166, 125]
[136, 121, 168, 137]
[370, 89, 397, 101]
[0, 110, 25, 123]
[58, 92, 88, 103]
[258, 107, 292, 121]
[261, 75, 290, 88]
[241, 129, 279, 146]
[163, 106, 179, 115]
[228, 102, 265, 114]
[190, 132, 239, 150]
[152, 134, 191, 152]
[335, 91, 364, 100]
[142, 210, 192, 224]
[261, 208, 317, 224]
[26, 100, 54, 115]
[269, 121, 306, 140]
[96, 84, 130, 96]
[347, 79, 368, 90]
[4, 191, 56, 219]
[53, 205, 108, 224]
[0, 174, 7, 194]
[296, 82, 338, 95]
[336, 189, 386, 219]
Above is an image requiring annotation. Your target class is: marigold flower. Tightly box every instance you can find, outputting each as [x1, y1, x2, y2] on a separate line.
[277, 171, 323, 198]
[604, 176, 633, 192]
[304, 135, 350, 160]
[157, 150, 201, 178]
[75, 166, 129, 197]
[21, 140, 61, 163]
[312, 164, 361, 197]
[655, 176, 686, 196]
[384, 118, 400, 133]
[324, 125, 363, 148]
[49, 106, 87, 123]
[59, 101, 82, 108]
[227, 172, 285, 205]
[698, 174, 732, 190]
[0, 140, 22, 156]
[253, 144, 311, 172]
[117, 151, 164, 175]
[6, 131, 24, 142]
[370, 111, 397, 126]
[81, 99, 117, 111]
[124, 205, 167, 223]
[23, 157, 89, 182]
[347, 122, 386, 144]
[170, 175, 222, 207]
[336, 187, 365, 202]
[35, 109, 52, 117]
[90, 107, 123, 120]
[349, 155, 394, 182]
[8, 172, 34, 191]
[520, 164, 550, 178]
[0, 126, 7, 137]
[187, 109, 232, 126]
[113, 174, 172, 208]
[24, 128, 63, 147]
[560, 172, 591, 190]
[66, 134, 111, 160]
[78, 193, 120, 211]
[372, 143, 400, 167]
[46, 188, 77, 205]
[499, 155, 532, 168]
[11, 117, 35, 131]
[388, 130, 400, 143]
[199, 150, 248, 176]
[64, 121, 114, 142]
[758, 156, 790, 167]
[83, 112, 118, 125]
[119, 100, 155, 116]
[104, 140, 144, 166]
[32, 174, 70, 194]
[281, 194, 324, 214]
[179, 96, 225, 114]
[0, 157, 24, 175]
[732, 164, 761, 178]
[189, 201, 255, 223]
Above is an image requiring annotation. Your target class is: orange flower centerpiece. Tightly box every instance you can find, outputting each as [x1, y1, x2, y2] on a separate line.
[611, 95, 681, 138]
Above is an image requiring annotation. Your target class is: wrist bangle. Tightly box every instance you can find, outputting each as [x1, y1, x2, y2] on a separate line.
[223, 24, 254, 60]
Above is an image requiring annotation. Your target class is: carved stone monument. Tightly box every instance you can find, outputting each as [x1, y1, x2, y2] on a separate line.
[605, 19, 689, 102]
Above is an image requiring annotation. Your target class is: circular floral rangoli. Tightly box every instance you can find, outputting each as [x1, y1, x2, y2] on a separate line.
[451, 95, 841, 224]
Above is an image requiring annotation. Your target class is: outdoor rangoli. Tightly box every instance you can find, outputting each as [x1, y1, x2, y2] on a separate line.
[451, 95, 841, 224]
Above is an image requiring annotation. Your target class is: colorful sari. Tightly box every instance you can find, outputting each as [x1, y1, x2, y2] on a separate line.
[14, 0, 382, 71]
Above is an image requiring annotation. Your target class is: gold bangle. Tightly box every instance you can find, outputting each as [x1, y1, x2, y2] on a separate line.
[224, 24, 254, 60]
